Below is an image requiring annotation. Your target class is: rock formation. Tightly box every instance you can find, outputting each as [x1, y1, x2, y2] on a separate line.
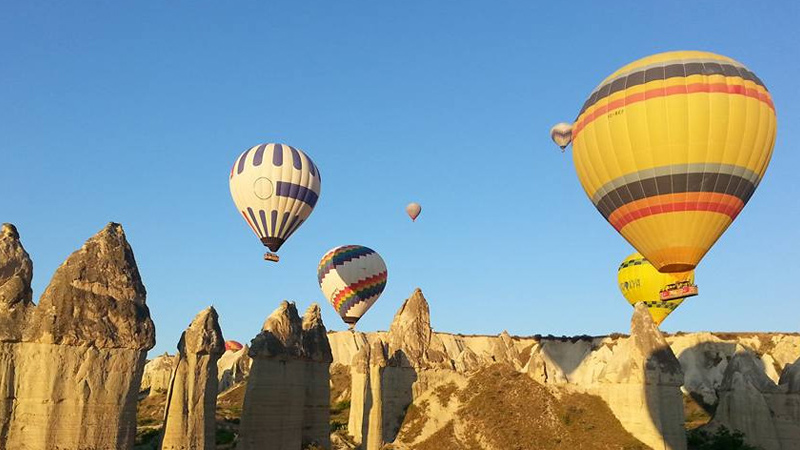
[709, 351, 800, 450]
[237, 301, 332, 450]
[142, 353, 177, 396]
[217, 343, 251, 393]
[0, 223, 33, 444]
[301, 304, 333, 449]
[330, 290, 800, 450]
[0, 223, 33, 341]
[160, 306, 225, 450]
[366, 341, 386, 450]
[4, 223, 156, 450]
[593, 302, 687, 450]
[347, 344, 371, 444]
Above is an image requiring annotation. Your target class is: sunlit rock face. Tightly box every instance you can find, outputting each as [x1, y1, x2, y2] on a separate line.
[141, 352, 177, 396]
[237, 301, 332, 450]
[160, 306, 225, 450]
[2, 223, 155, 450]
[0, 223, 33, 445]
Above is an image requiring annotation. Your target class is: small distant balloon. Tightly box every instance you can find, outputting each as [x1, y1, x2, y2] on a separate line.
[550, 123, 573, 151]
[406, 202, 422, 221]
[225, 340, 244, 352]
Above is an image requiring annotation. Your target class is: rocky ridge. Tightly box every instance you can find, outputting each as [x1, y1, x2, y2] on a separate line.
[329, 288, 800, 450]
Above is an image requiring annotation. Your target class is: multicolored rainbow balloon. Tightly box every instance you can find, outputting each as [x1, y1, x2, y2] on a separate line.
[317, 245, 388, 329]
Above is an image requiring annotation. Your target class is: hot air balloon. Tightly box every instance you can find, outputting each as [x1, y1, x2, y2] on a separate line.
[318, 245, 387, 330]
[229, 143, 321, 262]
[406, 202, 422, 221]
[618, 252, 698, 326]
[225, 340, 244, 352]
[570, 51, 776, 273]
[550, 122, 573, 151]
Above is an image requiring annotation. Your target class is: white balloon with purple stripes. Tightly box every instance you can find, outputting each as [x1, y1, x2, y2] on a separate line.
[229, 143, 321, 256]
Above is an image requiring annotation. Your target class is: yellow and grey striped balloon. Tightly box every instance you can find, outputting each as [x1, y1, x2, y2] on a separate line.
[572, 51, 776, 272]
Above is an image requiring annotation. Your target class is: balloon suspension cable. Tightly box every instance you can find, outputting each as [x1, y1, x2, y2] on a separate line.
[263, 252, 280, 263]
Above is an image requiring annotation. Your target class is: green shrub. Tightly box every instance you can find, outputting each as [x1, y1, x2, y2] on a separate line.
[687, 426, 759, 450]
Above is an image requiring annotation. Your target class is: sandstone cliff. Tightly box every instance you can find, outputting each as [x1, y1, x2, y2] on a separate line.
[3, 223, 156, 450]
[142, 353, 177, 396]
[708, 351, 800, 450]
[160, 306, 225, 450]
[0, 223, 33, 341]
[237, 301, 332, 450]
[217, 343, 251, 393]
[0, 223, 33, 444]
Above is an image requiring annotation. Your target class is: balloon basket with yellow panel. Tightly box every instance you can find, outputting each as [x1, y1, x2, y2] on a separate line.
[553, 51, 776, 273]
[659, 281, 698, 301]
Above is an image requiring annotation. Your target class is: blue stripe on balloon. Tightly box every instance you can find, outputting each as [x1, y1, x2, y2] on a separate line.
[304, 152, 316, 177]
[270, 210, 278, 237]
[273, 144, 283, 166]
[247, 207, 263, 237]
[275, 182, 319, 208]
[285, 217, 304, 239]
[237, 148, 251, 174]
[259, 210, 269, 236]
[282, 215, 299, 239]
[289, 146, 302, 170]
[253, 144, 267, 166]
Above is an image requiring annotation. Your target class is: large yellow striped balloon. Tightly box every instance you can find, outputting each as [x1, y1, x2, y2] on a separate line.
[572, 51, 776, 273]
[618, 252, 694, 326]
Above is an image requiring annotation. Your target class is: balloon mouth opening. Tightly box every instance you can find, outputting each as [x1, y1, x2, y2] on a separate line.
[658, 263, 696, 273]
[261, 237, 285, 252]
[343, 317, 358, 330]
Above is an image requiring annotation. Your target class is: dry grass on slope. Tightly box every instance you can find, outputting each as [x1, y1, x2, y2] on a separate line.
[416, 363, 647, 450]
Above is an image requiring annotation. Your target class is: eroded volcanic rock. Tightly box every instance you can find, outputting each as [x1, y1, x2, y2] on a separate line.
[0, 223, 33, 341]
[25, 222, 155, 349]
[161, 306, 225, 450]
[5, 223, 155, 450]
[238, 301, 333, 450]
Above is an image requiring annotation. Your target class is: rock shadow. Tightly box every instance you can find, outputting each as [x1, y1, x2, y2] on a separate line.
[537, 335, 595, 383]
[643, 347, 687, 450]
[381, 349, 418, 444]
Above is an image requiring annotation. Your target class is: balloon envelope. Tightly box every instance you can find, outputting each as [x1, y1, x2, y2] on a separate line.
[229, 143, 321, 253]
[571, 51, 776, 272]
[618, 252, 695, 326]
[225, 340, 244, 352]
[318, 245, 387, 328]
[550, 122, 573, 150]
[406, 202, 422, 221]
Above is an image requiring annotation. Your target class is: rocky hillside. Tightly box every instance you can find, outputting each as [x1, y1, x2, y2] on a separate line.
[327, 289, 800, 450]
[401, 363, 647, 450]
[135, 287, 799, 450]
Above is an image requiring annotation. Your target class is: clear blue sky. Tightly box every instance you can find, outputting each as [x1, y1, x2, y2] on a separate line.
[2, 2, 798, 356]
